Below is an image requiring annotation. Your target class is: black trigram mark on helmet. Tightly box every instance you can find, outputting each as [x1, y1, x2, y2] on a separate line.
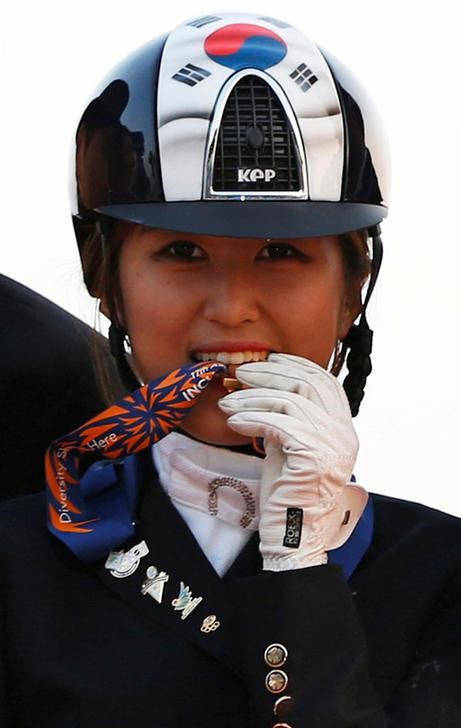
[187, 15, 222, 28]
[258, 16, 291, 28]
[290, 64, 318, 92]
[172, 63, 212, 87]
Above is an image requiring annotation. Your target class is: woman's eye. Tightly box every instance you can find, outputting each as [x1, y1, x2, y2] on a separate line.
[259, 243, 299, 258]
[161, 241, 205, 259]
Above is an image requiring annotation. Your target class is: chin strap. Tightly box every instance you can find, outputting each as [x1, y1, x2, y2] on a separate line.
[109, 322, 140, 392]
[343, 225, 383, 417]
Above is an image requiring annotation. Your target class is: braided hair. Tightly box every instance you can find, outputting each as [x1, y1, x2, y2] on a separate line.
[340, 226, 383, 416]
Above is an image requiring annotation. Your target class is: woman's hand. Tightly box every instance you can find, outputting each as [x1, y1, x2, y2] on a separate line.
[218, 354, 367, 571]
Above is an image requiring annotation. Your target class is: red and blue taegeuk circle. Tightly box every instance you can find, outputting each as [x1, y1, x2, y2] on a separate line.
[204, 24, 287, 71]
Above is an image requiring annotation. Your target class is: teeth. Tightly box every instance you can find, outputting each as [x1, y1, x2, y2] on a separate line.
[193, 350, 269, 364]
[195, 352, 217, 361]
[227, 352, 245, 364]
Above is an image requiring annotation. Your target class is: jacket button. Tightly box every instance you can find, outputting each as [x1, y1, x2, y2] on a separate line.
[264, 643, 288, 667]
[274, 695, 294, 717]
[265, 670, 288, 694]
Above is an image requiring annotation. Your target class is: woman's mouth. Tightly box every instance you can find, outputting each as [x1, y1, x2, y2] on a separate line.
[192, 350, 270, 365]
[191, 349, 270, 387]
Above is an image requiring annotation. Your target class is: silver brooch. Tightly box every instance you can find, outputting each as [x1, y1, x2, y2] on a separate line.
[208, 476, 256, 528]
[104, 540, 149, 578]
[171, 582, 203, 620]
[141, 566, 169, 604]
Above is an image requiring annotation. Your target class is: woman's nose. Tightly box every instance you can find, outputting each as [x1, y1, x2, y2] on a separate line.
[202, 267, 260, 327]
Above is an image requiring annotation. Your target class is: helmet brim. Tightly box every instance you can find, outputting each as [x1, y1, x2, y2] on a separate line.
[96, 201, 387, 239]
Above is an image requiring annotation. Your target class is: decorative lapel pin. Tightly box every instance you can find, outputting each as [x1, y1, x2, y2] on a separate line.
[200, 615, 220, 633]
[141, 566, 170, 604]
[171, 582, 203, 620]
[208, 476, 256, 528]
[105, 540, 149, 578]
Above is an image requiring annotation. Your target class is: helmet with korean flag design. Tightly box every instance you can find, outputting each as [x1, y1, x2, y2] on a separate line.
[71, 11, 389, 250]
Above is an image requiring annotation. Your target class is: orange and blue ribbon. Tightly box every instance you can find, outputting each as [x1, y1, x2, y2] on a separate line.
[46, 361, 225, 561]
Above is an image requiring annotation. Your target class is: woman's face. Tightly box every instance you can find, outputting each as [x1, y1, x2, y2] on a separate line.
[115, 226, 362, 445]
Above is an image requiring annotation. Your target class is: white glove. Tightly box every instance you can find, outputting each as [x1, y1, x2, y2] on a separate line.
[218, 354, 368, 571]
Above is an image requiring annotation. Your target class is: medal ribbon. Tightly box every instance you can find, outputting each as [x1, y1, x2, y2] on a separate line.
[46, 361, 225, 562]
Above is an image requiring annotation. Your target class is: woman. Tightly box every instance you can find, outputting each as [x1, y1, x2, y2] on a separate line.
[1, 12, 460, 727]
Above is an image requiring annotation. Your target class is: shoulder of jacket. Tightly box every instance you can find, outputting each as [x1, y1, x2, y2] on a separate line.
[370, 491, 461, 560]
[0, 493, 47, 544]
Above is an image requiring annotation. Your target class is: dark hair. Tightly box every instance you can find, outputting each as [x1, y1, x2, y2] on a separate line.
[331, 229, 371, 379]
[81, 220, 128, 402]
[81, 220, 372, 405]
[339, 230, 371, 286]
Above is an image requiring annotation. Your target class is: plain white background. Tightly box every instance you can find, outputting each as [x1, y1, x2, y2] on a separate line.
[1, 1, 460, 514]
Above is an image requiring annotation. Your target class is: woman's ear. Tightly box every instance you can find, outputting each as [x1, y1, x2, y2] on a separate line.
[99, 294, 126, 331]
[99, 298, 111, 319]
[337, 283, 363, 340]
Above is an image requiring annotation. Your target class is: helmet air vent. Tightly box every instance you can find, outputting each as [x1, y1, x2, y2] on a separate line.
[205, 72, 307, 199]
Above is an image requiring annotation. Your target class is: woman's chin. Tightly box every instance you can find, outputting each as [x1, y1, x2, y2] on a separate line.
[180, 393, 250, 446]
